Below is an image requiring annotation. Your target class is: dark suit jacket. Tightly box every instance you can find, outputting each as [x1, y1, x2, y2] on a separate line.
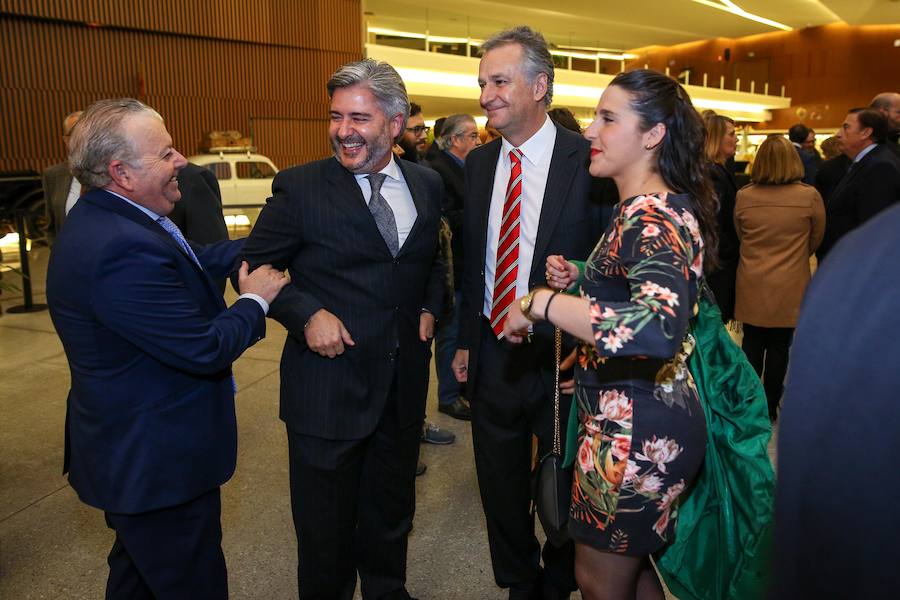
[429, 149, 466, 287]
[240, 157, 445, 440]
[797, 147, 822, 186]
[457, 124, 605, 389]
[41, 162, 72, 240]
[46, 189, 266, 514]
[707, 161, 740, 322]
[774, 203, 900, 597]
[813, 154, 851, 205]
[818, 143, 900, 260]
[170, 164, 229, 245]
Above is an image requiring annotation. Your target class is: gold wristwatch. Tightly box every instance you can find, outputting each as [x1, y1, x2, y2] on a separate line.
[520, 288, 543, 322]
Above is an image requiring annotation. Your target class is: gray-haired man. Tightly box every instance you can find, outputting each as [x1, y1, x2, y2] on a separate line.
[240, 59, 445, 599]
[453, 26, 605, 599]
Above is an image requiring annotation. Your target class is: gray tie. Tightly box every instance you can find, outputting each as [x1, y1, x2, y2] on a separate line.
[367, 173, 399, 256]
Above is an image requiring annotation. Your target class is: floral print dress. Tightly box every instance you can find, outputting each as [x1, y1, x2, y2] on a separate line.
[568, 192, 707, 556]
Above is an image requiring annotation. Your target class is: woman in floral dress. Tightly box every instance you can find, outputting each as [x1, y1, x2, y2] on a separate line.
[503, 69, 719, 599]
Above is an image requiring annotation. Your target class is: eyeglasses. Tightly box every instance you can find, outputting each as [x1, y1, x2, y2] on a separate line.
[406, 125, 430, 135]
[457, 132, 481, 140]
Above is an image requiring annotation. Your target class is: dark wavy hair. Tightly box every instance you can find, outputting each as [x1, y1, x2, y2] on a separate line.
[609, 69, 719, 271]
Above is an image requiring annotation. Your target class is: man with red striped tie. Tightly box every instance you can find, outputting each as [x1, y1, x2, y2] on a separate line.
[452, 26, 608, 600]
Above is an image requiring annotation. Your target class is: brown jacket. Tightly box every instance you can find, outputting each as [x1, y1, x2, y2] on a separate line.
[734, 182, 825, 327]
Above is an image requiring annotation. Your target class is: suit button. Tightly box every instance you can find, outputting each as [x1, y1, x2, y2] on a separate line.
[394, 305, 399, 311]
[394, 259, 400, 265]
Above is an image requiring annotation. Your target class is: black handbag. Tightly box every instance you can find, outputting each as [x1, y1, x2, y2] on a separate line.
[533, 326, 572, 547]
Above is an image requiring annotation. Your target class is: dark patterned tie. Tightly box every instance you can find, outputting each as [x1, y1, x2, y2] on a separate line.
[367, 173, 400, 256]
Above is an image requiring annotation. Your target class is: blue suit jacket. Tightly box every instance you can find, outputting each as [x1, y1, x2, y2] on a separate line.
[774, 203, 900, 596]
[46, 189, 266, 514]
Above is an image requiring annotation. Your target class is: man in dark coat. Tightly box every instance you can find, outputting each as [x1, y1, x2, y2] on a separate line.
[240, 59, 445, 600]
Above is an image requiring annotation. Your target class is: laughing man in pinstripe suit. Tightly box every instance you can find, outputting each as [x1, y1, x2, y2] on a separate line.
[240, 59, 445, 600]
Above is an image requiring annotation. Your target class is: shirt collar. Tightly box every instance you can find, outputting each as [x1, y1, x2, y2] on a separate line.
[105, 189, 162, 221]
[501, 114, 556, 167]
[354, 153, 404, 183]
[854, 142, 877, 163]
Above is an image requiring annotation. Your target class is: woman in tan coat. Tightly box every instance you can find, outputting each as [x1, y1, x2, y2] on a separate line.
[734, 135, 825, 420]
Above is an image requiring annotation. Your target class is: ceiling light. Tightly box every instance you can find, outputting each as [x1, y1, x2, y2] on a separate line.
[691, 0, 792, 31]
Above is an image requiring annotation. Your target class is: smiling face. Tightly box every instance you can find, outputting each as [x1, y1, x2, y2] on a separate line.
[116, 113, 187, 216]
[582, 85, 658, 182]
[478, 43, 548, 146]
[329, 83, 402, 174]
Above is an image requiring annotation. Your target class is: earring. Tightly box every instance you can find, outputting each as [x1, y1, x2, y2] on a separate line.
[645, 144, 652, 150]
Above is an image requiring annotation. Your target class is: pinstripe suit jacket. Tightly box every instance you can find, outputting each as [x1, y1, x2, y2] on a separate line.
[241, 157, 445, 440]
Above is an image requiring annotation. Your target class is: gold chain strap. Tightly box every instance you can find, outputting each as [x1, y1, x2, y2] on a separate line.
[553, 326, 562, 455]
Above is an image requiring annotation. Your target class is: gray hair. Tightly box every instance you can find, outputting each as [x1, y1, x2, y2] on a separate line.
[68, 98, 162, 190]
[62, 110, 83, 135]
[327, 59, 410, 134]
[481, 26, 555, 105]
[437, 114, 477, 150]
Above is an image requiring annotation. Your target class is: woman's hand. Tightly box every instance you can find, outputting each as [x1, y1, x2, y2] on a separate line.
[546, 255, 579, 291]
[502, 299, 533, 344]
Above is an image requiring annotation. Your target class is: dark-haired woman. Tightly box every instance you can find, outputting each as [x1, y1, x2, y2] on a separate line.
[704, 114, 741, 323]
[503, 69, 716, 599]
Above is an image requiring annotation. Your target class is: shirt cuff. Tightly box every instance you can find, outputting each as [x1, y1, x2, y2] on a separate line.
[239, 293, 269, 315]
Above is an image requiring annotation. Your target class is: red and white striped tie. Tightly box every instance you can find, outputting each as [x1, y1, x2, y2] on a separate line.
[490, 148, 523, 339]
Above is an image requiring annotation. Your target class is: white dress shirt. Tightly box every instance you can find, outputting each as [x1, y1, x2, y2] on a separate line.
[64, 178, 81, 214]
[483, 115, 557, 317]
[354, 155, 417, 249]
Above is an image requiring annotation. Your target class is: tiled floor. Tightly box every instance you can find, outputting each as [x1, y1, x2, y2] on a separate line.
[1, 241, 776, 599]
[0, 243, 554, 599]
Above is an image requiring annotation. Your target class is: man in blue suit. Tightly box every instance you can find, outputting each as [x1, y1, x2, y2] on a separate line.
[46, 98, 288, 599]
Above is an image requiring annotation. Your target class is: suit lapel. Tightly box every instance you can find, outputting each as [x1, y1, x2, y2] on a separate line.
[326, 158, 396, 256]
[473, 140, 502, 269]
[831, 149, 871, 201]
[531, 127, 579, 282]
[396, 159, 427, 255]
[83, 190, 220, 301]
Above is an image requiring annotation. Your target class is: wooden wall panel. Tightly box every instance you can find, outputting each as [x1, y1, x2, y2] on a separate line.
[0, 2, 362, 172]
[0, 0, 362, 52]
[626, 23, 900, 129]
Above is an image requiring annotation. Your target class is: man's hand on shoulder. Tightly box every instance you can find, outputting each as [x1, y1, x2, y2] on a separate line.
[238, 261, 289, 304]
[304, 309, 355, 358]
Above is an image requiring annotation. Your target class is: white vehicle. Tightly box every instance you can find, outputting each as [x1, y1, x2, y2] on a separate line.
[188, 149, 278, 216]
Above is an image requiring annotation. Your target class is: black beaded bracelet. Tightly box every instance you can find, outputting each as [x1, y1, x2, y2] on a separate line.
[544, 291, 560, 322]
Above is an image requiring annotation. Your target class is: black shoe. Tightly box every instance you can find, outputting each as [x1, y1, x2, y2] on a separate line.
[416, 461, 427, 476]
[438, 397, 472, 421]
[421, 422, 456, 444]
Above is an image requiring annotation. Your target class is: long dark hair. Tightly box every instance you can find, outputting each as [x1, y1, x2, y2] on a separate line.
[609, 69, 719, 271]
